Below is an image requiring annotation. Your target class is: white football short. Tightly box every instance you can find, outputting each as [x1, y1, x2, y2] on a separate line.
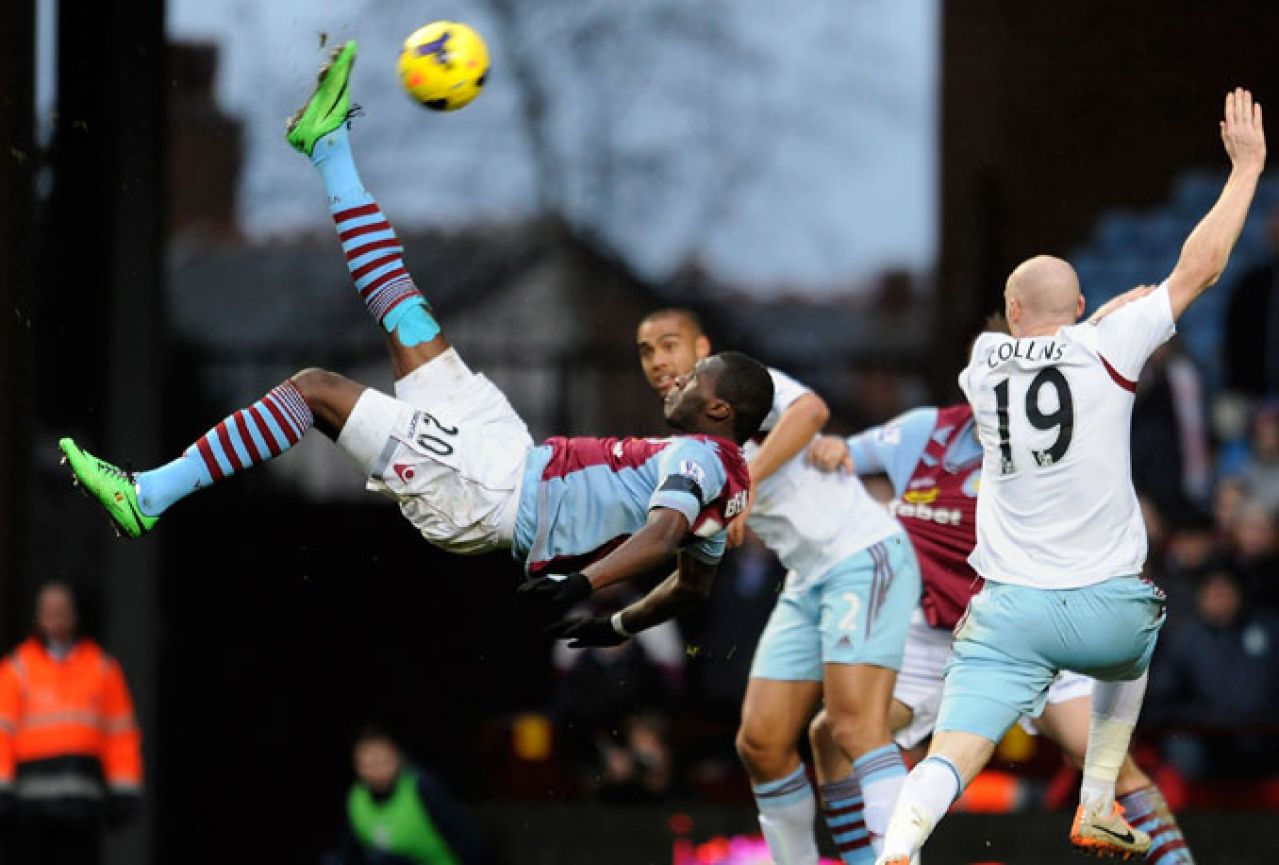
[337, 348, 534, 555]
[891, 607, 1096, 749]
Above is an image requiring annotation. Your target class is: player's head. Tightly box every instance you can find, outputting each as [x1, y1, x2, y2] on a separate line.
[636, 307, 712, 396]
[35, 581, 78, 644]
[353, 725, 402, 793]
[664, 351, 773, 444]
[1003, 255, 1085, 335]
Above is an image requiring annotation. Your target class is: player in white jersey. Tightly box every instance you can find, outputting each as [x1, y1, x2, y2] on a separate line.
[627, 309, 919, 865]
[877, 88, 1266, 865]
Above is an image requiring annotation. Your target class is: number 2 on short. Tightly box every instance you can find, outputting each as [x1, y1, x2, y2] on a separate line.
[839, 593, 862, 633]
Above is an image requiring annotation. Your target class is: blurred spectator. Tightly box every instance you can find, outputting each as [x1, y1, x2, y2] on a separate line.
[333, 727, 487, 865]
[1132, 342, 1211, 511]
[1213, 475, 1252, 550]
[1231, 498, 1279, 610]
[1238, 401, 1279, 510]
[594, 713, 675, 805]
[549, 591, 682, 797]
[1148, 566, 1279, 781]
[1224, 205, 1279, 398]
[1157, 504, 1223, 627]
[0, 582, 143, 865]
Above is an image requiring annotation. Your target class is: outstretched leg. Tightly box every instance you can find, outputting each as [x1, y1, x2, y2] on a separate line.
[286, 41, 449, 379]
[60, 369, 365, 537]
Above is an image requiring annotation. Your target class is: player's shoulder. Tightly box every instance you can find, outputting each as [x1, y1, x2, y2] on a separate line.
[762, 365, 814, 413]
[765, 365, 810, 391]
[682, 434, 747, 478]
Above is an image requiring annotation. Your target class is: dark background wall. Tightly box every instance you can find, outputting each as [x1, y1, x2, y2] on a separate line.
[936, 0, 1279, 390]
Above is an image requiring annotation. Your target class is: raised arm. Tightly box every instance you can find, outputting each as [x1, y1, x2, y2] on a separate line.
[548, 549, 719, 647]
[1167, 88, 1266, 320]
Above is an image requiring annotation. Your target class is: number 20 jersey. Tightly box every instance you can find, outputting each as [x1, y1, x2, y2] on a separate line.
[957, 283, 1175, 589]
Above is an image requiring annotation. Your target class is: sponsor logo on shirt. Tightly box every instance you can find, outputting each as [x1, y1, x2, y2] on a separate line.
[889, 498, 963, 526]
[724, 489, 749, 519]
[903, 487, 940, 505]
[877, 422, 903, 445]
[679, 459, 707, 487]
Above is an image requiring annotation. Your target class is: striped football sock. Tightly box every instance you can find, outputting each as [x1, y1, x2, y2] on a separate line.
[819, 774, 874, 865]
[751, 765, 820, 865]
[852, 744, 908, 854]
[1118, 785, 1195, 864]
[310, 124, 439, 346]
[134, 379, 313, 516]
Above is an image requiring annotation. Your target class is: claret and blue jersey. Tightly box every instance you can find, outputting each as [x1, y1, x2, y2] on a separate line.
[511, 434, 751, 576]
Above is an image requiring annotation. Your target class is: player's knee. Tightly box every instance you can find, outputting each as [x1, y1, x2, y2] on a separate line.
[808, 711, 832, 749]
[735, 723, 791, 778]
[825, 711, 886, 759]
[291, 367, 337, 403]
[291, 368, 354, 410]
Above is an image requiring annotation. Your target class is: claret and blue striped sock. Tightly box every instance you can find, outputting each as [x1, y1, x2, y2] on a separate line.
[134, 379, 314, 516]
[819, 774, 874, 865]
[1118, 785, 1195, 864]
[309, 124, 439, 347]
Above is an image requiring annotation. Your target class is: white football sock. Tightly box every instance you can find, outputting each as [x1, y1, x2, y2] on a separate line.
[753, 765, 820, 865]
[1081, 672, 1148, 814]
[877, 756, 961, 863]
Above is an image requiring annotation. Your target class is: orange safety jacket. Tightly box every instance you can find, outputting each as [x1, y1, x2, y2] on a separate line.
[0, 637, 143, 810]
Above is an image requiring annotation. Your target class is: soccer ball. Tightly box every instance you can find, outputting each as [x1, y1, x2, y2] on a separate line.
[397, 21, 489, 112]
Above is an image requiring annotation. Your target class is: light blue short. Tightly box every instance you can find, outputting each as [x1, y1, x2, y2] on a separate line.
[749, 531, 921, 681]
[935, 576, 1166, 742]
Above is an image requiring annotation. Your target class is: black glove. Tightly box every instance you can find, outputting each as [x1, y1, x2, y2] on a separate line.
[0, 790, 14, 824]
[546, 615, 629, 648]
[515, 572, 592, 621]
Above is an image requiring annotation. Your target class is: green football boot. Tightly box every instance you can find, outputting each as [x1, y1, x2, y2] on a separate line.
[58, 438, 157, 539]
[286, 40, 358, 156]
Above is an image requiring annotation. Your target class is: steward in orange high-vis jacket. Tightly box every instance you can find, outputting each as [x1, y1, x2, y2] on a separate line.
[0, 583, 142, 865]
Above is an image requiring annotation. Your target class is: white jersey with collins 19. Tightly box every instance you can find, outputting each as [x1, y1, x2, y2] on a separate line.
[745, 368, 901, 587]
[958, 283, 1176, 589]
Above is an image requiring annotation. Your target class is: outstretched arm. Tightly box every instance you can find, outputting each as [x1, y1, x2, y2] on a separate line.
[581, 507, 689, 590]
[549, 550, 718, 647]
[1167, 88, 1266, 320]
[727, 392, 829, 546]
[515, 508, 690, 619]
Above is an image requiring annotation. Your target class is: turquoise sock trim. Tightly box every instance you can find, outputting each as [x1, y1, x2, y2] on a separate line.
[384, 299, 440, 345]
[752, 765, 813, 810]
